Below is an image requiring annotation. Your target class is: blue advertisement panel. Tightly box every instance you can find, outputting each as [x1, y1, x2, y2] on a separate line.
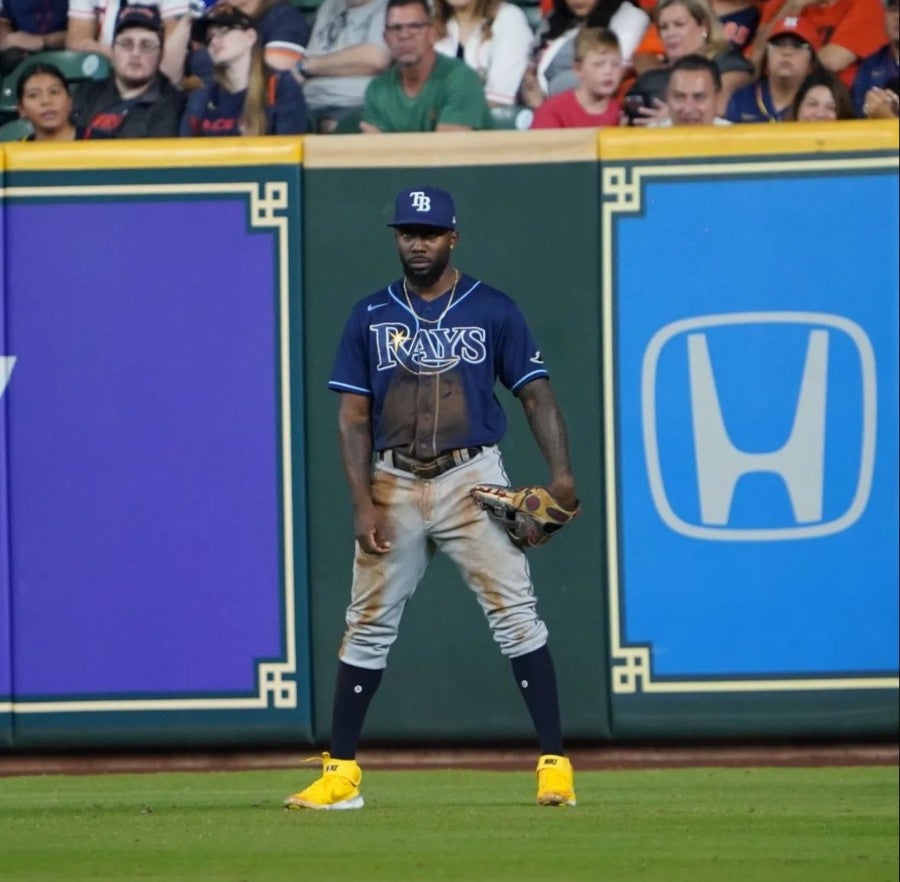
[603, 154, 900, 697]
[0, 155, 311, 741]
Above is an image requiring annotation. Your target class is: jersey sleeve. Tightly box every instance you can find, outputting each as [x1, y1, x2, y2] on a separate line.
[271, 72, 310, 133]
[827, 0, 885, 61]
[160, 0, 189, 20]
[495, 297, 549, 392]
[179, 87, 207, 136]
[361, 0, 389, 47]
[328, 307, 372, 395]
[67, 0, 96, 21]
[259, 2, 311, 67]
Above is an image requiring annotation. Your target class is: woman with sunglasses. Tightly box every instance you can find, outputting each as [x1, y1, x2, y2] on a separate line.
[180, 3, 309, 136]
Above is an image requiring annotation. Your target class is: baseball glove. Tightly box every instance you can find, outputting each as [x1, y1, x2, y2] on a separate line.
[470, 484, 580, 548]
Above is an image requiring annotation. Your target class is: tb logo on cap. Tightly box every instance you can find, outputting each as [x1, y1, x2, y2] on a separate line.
[410, 191, 431, 212]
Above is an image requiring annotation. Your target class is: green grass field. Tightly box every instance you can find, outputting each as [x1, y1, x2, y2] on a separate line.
[0, 765, 896, 882]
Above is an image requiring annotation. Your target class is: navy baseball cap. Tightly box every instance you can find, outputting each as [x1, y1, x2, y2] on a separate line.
[114, 3, 164, 37]
[192, 3, 255, 43]
[389, 187, 457, 230]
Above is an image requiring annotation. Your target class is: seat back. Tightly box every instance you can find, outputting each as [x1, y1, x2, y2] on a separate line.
[0, 117, 34, 142]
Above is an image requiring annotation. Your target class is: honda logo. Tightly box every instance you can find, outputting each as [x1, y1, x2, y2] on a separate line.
[642, 312, 876, 541]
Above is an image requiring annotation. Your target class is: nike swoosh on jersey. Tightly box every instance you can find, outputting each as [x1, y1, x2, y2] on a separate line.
[367, 302, 388, 312]
[530, 351, 544, 364]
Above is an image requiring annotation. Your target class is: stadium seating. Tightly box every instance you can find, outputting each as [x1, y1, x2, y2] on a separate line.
[0, 51, 111, 125]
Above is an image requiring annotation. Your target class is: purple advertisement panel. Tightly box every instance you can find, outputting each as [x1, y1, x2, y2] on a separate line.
[5, 194, 291, 703]
[0, 177, 13, 742]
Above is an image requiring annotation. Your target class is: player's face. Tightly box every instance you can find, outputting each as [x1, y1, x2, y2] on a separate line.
[395, 225, 458, 288]
[796, 84, 837, 121]
[112, 27, 163, 87]
[384, 4, 435, 66]
[576, 48, 623, 100]
[766, 35, 814, 81]
[17, 73, 73, 137]
[659, 4, 707, 61]
[665, 68, 718, 125]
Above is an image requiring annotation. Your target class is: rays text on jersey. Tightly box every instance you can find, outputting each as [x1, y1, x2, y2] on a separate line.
[372, 323, 487, 375]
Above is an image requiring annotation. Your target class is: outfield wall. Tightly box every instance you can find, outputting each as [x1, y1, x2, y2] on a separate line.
[0, 123, 897, 750]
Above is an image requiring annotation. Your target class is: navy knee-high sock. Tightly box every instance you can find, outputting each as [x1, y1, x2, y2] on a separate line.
[511, 644, 564, 756]
[330, 661, 383, 760]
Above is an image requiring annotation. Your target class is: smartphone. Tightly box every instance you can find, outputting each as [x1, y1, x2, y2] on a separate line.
[623, 93, 649, 126]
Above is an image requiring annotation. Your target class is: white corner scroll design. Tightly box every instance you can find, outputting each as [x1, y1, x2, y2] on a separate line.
[602, 166, 642, 214]
[259, 662, 298, 709]
[612, 646, 652, 694]
[250, 182, 289, 227]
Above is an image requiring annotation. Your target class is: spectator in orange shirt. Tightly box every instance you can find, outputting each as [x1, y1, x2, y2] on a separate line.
[749, 0, 884, 86]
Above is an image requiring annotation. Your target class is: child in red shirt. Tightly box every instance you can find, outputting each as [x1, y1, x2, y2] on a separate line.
[531, 26, 625, 126]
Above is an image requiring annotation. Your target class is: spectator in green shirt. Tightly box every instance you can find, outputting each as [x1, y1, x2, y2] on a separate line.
[359, 0, 492, 131]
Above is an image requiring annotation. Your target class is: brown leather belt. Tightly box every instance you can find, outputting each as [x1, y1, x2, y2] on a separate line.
[379, 446, 484, 479]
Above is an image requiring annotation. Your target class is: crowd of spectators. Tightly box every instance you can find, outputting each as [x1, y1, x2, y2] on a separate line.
[1, 0, 897, 139]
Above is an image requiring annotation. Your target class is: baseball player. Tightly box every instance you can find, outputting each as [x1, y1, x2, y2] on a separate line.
[284, 186, 579, 810]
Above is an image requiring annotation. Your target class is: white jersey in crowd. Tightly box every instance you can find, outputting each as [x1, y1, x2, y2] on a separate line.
[303, 0, 389, 110]
[434, 2, 534, 106]
[68, 0, 188, 45]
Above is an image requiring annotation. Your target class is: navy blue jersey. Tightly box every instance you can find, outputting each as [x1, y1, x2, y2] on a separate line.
[0, 0, 68, 34]
[719, 5, 760, 52]
[328, 273, 549, 457]
[852, 44, 899, 116]
[726, 78, 790, 123]
[179, 72, 309, 136]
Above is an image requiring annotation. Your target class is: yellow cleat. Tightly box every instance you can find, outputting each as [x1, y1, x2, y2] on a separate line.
[283, 752, 364, 811]
[536, 754, 576, 807]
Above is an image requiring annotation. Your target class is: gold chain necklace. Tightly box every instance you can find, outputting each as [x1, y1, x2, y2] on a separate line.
[402, 269, 460, 325]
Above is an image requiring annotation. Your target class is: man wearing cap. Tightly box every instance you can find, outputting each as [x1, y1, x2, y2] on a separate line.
[284, 185, 579, 811]
[72, 4, 186, 138]
[727, 15, 820, 121]
[67, 0, 189, 85]
[358, 0, 491, 132]
[853, 0, 899, 117]
[750, 0, 884, 87]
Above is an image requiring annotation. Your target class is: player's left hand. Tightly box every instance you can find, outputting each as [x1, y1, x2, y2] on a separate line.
[470, 484, 581, 549]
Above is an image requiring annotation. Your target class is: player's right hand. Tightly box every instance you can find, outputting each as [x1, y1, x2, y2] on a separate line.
[354, 505, 392, 554]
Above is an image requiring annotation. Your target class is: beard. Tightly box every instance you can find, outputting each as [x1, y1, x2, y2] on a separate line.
[117, 72, 156, 92]
[400, 248, 451, 289]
